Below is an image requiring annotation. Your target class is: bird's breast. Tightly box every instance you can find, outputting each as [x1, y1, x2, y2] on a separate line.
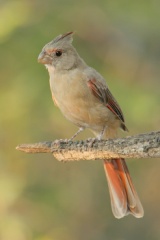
[49, 71, 94, 125]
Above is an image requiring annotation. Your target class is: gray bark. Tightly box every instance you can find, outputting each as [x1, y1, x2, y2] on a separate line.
[16, 131, 160, 162]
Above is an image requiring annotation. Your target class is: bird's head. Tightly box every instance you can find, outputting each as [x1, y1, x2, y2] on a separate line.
[38, 32, 82, 71]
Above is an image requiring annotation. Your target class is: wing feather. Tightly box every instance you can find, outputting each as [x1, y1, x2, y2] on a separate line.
[87, 78, 128, 131]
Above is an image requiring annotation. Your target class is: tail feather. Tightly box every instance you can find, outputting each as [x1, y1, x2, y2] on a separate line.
[104, 159, 144, 219]
[116, 159, 144, 217]
[104, 160, 127, 218]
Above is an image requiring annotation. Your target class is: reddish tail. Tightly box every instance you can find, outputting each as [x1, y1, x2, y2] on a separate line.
[103, 158, 144, 219]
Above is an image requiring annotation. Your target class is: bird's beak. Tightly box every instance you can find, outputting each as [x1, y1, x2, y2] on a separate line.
[38, 51, 52, 64]
[38, 51, 45, 63]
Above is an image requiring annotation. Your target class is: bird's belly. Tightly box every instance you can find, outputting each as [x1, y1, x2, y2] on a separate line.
[50, 74, 120, 130]
[57, 94, 119, 130]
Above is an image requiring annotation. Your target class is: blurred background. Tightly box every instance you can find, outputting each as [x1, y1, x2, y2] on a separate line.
[0, 0, 160, 239]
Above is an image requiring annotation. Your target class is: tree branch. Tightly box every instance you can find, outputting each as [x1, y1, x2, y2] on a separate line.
[16, 131, 160, 162]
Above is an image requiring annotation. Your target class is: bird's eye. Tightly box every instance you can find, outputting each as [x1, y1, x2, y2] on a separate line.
[55, 50, 62, 57]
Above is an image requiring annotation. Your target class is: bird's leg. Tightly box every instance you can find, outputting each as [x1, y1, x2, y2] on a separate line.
[96, 126, 106, 140]
[54, 127, 85, 147]
[69, 127, 85, 141]
[87, 126, 106, 147]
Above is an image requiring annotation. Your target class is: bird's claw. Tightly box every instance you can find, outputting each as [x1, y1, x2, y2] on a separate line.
[54, 138, 69, 147]
[86, 138, 98, 148]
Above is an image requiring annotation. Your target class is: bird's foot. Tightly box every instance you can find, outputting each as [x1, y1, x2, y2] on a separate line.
[86, 138, 98, 148]
[54, 138, 69, 146]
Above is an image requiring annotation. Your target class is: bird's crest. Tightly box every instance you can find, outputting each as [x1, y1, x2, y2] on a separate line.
[51, 31, 74, 45]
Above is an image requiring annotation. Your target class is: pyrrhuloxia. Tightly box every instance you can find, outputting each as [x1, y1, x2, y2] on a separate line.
[38, 32, 144, 218]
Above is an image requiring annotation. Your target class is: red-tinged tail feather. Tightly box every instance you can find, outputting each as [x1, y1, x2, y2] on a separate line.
[103, 159, 144, 219]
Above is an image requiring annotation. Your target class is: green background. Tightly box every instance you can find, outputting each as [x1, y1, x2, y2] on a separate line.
[0, 0, 160, 239]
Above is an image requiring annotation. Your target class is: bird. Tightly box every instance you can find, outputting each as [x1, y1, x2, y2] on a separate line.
[38, 31, 144, 219]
